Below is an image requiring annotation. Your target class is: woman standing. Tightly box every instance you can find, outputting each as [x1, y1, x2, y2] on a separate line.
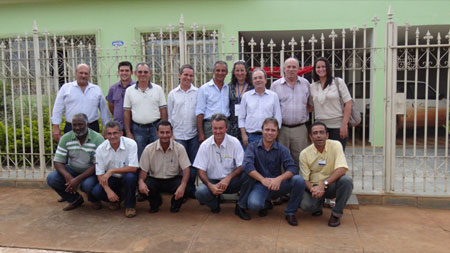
[310, 57, 352, 150]
[228, 60, 254, 142]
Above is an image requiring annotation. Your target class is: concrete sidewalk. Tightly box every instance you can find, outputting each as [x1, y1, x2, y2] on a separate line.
[0, 187, 449, 252]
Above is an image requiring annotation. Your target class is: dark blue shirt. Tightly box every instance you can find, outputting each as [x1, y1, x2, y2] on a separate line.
[243, 139, 298, 177]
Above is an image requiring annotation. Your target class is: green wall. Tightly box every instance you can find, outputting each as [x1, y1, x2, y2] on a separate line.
[1, 0, 449, 146]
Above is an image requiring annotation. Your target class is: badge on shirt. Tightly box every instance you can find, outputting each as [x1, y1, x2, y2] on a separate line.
[234, 104, 240, 116]
[318, 160, 326, 166]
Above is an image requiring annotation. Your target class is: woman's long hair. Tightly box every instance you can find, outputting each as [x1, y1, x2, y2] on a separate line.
[231, 60, 252, 85]
[312, 57, 333, 89]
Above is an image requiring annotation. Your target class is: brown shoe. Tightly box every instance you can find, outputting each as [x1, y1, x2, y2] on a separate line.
[63, 197, 84, 211]
[328, 214, 341, 227]
[285, 214, 298, 226]
[91, 201, 102, 210]
[125, 208, 136, 218]
[108, 202, 120, 211]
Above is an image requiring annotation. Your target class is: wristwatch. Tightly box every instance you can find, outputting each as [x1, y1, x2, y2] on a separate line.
[323, 180, 329, 189]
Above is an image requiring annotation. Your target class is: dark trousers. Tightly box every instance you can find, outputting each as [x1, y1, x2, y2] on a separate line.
[90, 173, 138, 208]
[64, 120, 100, 134]
[327, 128, 348, 151]
[144, 176, 188, 208]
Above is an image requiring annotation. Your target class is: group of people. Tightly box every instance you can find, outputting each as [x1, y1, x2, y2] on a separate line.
[46, 57, 353, 227]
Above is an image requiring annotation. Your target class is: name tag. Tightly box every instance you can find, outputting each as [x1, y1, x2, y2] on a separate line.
[318, 160, 326, 166]
[234, 104, 240, 116]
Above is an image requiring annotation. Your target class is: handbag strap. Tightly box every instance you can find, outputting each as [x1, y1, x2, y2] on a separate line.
[334, 77, 345, 107]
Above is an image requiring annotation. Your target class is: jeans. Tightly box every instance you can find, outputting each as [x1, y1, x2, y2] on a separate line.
[90, 172, 137, 208]
[238, 174, 306, 215]
[195, 173, 246, 211]
[300, 175, 353, 217]
[144, 176, 189, 208]
[176, 136, 200, 196]
[327, 128, 348, 151]
[248, 133, 263, 144]
[132, 122, 158, 160]
[203, 120, 213, 139]
[46, 165, 97, 203]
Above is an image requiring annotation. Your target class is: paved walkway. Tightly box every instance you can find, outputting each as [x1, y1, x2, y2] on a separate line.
[0, 187, 449, 252]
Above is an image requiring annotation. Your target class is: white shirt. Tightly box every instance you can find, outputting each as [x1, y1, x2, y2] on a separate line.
[95, 136, 139, 178]
[168, 84, 198, 140]
[123, 82, 167, 124]
[238, 89, 282, 133]
[51, 81, 110, 124]
[193, 134, 244, 180]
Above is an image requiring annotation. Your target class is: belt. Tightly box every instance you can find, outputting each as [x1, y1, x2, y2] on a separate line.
[132, 120, 160, 128]
[248, 131, 262, 135]
[282, 122, 305, 128]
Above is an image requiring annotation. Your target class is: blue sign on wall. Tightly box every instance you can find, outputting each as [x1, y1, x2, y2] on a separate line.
[112, 40, 124, 47]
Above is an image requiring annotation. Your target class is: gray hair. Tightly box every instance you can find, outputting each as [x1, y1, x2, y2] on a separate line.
[104, 121, 122, 132]
[72, 113, 88, 124]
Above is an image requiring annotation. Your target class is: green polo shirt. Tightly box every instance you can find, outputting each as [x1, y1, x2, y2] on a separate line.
[54, 129, 105, 173]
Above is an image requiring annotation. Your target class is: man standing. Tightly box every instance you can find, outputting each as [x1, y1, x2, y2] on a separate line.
[46, 113, 105, 211]
[299, 122, 353, 227]
[106, 61, 135, 132]
[91, 121, 139, 218]
[168, 64, 199, 198]
[123, 62, 167, 159]
[236, 118, 305, 226]
[195, 61, 229, 142]
[239, 68, 282, 147]
[194, 114, 245, 213]
[52, 63, 110, 142]
[138, 121, 191, 213]
[270, 58, 310, 167]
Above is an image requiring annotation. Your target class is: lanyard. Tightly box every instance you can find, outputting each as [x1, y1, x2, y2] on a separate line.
[236, 82, 247, 103]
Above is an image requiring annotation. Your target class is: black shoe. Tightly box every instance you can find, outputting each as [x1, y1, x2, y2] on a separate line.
[149, 200, 162, 213]
[312, 210, 323, 216]
[285, 214, 298, 226]
[137, 193, 147, 202]
[234, 204, 251, 220]
[63, 196, 84, 211]
[57, 197, 66, 203]
[211, 205, 221, 213]
[266, 200, 273, 210]
[170, 196, 184, 213]
[328, 214, 341, 227]
[258, 208, 268, 217]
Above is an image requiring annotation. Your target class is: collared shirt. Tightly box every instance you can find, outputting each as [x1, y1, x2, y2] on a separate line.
[243, 139, 298, 177]
[51, 81, 110, 125]
[300, 140, 348, 185]
[139, 139, 191, 179]
[95, 136, 139, 178]
[123, 82, 167, 124]
[106, 80, 135, 128]
[195, 79, 230, 119]
[238, 89, 282, 133]
[270, 76, 310, 125]
[193, 134, 243, 180]
[168, 84, 198, 140]
[54, 129, 105, 174]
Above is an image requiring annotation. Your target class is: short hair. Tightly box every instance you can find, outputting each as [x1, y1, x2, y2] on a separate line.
[135, 62, 151, 71]
[252, 68, 267, 80]
[285, 57, 299, 66]
[76, 63, 90, 73]
[261, 117, 279, 131]
[213, 60, 228, 71]
[211, 113, 228, 126]
[309, 121, 329, 134]
[179, 64, 194, 74]
[118, 61, 133, 71]
[156, 120, 173, 131]
[104, 121, 122, 132]
[312, 57, 333, 88]
[231, 60, 251, 85]
[72, 113, 88, 124]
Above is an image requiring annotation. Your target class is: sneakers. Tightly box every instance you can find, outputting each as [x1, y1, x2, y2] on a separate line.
[63, 196, 84, 211]
[125, 208, 136, 218]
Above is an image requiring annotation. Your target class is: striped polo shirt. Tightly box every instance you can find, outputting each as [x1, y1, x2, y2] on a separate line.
[54, 129, 105, 173]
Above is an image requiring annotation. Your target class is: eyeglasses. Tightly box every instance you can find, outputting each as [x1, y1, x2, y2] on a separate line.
[137, 71, 149, 74]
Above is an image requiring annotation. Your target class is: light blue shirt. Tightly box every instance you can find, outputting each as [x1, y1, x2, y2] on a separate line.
[195, 79, 230, 119]
[51, 81, 110, 124]
[238, 89, 282, 133]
